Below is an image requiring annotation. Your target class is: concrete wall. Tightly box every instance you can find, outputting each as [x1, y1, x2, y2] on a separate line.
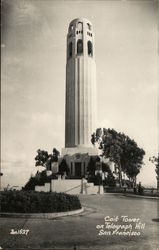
[61, 146, 98, 156]
[51, 179, 82, 194]
[50, 179, 101, 195]
[35, 183, 50, 192]
[35, 179, 101, 195]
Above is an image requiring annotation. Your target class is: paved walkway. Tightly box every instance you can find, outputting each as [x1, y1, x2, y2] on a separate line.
[0, 193, 159, 249]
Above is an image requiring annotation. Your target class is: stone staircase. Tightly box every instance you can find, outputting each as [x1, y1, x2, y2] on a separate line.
[35, 179, 103, 194]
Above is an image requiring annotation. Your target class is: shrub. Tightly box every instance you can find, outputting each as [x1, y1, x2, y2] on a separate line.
[87, 156, 100, 174]
[103, 172, 116, 187]
[138, 183, 144, 195]
[0, 190, 81, 213]
[59, 159, 70, 176]
[23, 171, 57, 191]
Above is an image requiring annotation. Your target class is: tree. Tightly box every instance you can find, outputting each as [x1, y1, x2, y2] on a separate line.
[59, 159, 70, 176]
[24, 148, 60, 190]
[87, 157, 117, 187]
[87, 156, 100, 175]
[120, 137, 145, 186]
[35, 149, 49, 168]
[23, 170, 53, 190]
[23, 176, 38, 190]
[103, 172, 116, 187]
[149, 155, 159, 191]
[91, 128, 145, 187]
[52, 148, 60, 162]
[35, 148, 60, 170]
[101, 162, 116, 187]
[101, 162, 110, 172]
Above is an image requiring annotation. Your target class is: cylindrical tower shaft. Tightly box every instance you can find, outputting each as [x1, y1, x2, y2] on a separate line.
[65, 18, 96, 148]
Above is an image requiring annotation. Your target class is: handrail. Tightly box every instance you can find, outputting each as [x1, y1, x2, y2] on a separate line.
[65, 182, 97, 193]
[65, 184, 82, 193]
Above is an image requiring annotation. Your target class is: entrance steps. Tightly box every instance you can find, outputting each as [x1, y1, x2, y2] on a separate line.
[35, 179, 103, 195]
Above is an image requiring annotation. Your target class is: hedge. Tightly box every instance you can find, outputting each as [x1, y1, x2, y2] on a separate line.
[0, 190, 81, 213]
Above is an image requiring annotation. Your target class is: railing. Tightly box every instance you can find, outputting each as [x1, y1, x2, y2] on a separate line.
[64, 182, 100, 194]
[65, 184, 82, 193]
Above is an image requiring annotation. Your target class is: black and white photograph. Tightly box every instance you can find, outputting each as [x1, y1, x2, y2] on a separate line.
[1, 0, 159, 249]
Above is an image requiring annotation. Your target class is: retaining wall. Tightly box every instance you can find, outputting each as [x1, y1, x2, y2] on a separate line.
[35, 179, 103, 194]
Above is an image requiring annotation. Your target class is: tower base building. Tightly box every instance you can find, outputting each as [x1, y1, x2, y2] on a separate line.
[61, 146, 98, 179]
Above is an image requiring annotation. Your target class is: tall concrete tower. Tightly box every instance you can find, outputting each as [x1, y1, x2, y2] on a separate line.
[65, 18, 97, 151]
[61, 18, 98, 177]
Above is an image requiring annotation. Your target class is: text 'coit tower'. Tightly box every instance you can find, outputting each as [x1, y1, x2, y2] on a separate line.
[65, 18, 97, 148]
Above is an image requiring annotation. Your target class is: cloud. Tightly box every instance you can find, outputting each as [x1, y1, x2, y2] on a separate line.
[2, 0, 55, 50]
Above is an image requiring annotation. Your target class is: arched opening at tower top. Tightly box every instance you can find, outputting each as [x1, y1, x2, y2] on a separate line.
[77, 22, 83, 31]
[69, 42, 72, 58]
[77, 39, 83, 54]
[69, 24, 74, 32]
[87, 23, 91, 30]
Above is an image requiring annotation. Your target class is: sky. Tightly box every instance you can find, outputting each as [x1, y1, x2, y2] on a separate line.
[1, 0, 158, 188]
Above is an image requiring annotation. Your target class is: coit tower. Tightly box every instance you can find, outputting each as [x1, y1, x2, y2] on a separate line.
[65, 18, 97, 151]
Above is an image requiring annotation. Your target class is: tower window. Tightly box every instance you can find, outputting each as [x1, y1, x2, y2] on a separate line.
[69, 24, 74, 32]
[77, 39, 83, 54]
[87, 32, 92, 37]
[87, 41, 93, 56]
[78, 22, 83, 30]
[87, 23, 91, 30]
[69, 42, 72, 58]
